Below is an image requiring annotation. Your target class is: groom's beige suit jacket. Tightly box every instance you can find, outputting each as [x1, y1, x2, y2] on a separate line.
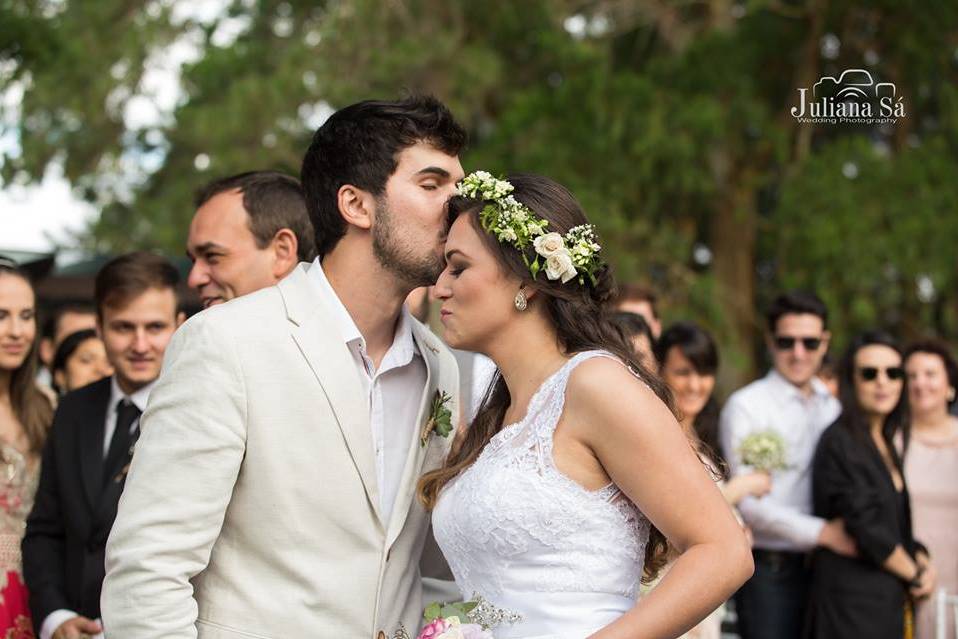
[101, 263, 458, 638]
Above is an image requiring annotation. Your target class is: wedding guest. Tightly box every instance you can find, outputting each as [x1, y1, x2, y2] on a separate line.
[37, 305, 96, 389]
[187, 170, 316, 309]
[656, 322, 771, 503]
[614, 283, 661, 339]
[0, 258, 55, 637]
[22, 252, 182, 639]
[902, 340, 958, 639]
[610, 311, 655, 368]
[806, 331, 934, 639]
[816, 352, 839, 398]
[652, 321, 770, 639]
[719, 291, 851, 639]
[50, 330, 112, 395]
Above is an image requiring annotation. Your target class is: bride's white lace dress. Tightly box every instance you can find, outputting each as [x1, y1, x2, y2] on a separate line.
[432, 351, 651, 639]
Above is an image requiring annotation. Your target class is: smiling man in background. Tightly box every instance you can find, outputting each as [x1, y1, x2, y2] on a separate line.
[186, 170, 316, 309]
[23, 252, 183, 639]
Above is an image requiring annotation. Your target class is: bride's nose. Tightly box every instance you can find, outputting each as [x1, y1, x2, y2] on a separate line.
[434, 270, 453, 300]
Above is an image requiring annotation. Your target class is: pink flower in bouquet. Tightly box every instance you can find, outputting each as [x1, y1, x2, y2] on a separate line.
[417, 617, 494, 639]
[416, 618, 452, 639]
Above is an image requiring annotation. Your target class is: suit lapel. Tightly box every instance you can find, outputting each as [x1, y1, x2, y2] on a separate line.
[79, 379, 112, 511]
[279, 265, 382, 525]
[386, 323, 448, 547]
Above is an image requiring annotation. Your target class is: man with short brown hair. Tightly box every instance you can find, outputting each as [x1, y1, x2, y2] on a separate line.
[23, 252, 183, 639]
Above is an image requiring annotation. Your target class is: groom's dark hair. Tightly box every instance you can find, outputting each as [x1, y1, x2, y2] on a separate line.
[300, 95, 467, 257]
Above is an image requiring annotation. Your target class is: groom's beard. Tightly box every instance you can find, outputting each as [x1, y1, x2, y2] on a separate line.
[372, 198, 445, 287]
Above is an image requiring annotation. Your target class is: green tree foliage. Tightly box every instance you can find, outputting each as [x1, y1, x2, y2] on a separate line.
[3, 0, 957, 385]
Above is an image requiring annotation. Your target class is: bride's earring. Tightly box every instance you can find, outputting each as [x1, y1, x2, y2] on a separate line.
[514, 289, 528, 312]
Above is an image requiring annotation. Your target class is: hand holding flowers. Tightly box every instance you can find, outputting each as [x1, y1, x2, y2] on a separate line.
[738, 430, 789, 473]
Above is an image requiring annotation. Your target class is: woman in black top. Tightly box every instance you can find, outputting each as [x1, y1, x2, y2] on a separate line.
[806, 331, 936, 639]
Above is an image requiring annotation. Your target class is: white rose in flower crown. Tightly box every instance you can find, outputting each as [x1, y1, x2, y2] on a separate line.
[544, 250, 577, 283]
[533, 232, 566, 258]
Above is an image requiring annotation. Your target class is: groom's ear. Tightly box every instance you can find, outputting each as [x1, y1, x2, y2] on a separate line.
[337, 184, 374, 231]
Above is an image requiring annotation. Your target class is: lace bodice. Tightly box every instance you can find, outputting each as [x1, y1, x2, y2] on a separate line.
[432, 351, 650, 639]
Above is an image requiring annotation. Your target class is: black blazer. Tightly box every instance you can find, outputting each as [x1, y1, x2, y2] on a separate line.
[806, 420, 920, 639]
[22, 377, 131, 629]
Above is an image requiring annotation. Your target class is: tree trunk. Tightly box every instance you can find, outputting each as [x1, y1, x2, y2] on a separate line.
[711, 166, 760, 388]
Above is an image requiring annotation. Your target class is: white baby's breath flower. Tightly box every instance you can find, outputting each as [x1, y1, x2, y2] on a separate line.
[500, 227, 518, 242]
[533, 232, 566, 258]
[545, 250, 577, 283]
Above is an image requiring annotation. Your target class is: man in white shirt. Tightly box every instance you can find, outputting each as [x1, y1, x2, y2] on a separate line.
[101, 96, 466, 638]
[720, 291, 855, 639]
[23, 252, 183, 639]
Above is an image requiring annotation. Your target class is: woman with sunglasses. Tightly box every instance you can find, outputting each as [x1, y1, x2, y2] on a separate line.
[901, 340, 958, 639]
[806, 331, 933, 639]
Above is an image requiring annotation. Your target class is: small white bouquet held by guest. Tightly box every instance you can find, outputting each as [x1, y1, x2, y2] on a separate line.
[738, 429, 790, 473]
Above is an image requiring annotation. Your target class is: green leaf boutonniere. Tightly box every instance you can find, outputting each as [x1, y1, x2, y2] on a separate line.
[420, 390, 453, 447]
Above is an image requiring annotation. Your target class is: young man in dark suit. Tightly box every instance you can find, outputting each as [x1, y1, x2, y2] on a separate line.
[22, 252, 182, 639]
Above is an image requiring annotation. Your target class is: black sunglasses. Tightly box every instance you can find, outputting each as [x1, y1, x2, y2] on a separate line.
[774, 336, 823, 351]
[858, 366, 905, 382]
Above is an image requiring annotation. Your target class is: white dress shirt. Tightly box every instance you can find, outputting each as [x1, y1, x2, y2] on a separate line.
[41, 377, 155, 639]
[308, 258, 427, 524]
[719, 369, 841, 552]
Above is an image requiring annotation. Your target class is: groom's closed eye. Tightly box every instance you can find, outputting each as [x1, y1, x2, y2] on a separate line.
[416, 167, 452, 190]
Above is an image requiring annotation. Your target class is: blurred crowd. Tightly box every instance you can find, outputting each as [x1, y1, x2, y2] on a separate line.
[1, 168, 955, 639]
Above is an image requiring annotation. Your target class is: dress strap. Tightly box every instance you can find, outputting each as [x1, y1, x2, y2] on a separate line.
[528, 350, 619, 438]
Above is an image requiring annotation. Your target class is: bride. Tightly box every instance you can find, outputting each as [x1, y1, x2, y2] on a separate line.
[420, 172, 752, 639]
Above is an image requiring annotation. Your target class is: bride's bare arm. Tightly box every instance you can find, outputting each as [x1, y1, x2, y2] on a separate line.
[562, 358, 753, 639]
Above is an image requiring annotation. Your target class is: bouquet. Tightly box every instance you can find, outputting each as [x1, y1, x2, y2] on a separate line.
[394, 595, 521, 639]
[738, 429, 789, 472]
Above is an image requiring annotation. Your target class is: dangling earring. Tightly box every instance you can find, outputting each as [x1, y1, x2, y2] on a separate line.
[514, 289, 528, 311]
[949, 388, 956, 402]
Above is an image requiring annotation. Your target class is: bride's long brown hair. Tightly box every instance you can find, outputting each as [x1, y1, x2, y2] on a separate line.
[418, 174, 676, 582]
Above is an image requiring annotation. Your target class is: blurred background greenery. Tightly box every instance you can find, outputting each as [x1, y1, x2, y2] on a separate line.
[2, 0, 957, 389]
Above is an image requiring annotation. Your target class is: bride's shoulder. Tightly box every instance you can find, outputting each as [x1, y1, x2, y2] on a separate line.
[564, 356, 677, 453]
[565, 355, 661, 416]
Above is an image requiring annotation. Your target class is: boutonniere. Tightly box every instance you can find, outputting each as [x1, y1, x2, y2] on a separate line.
[420, 390, 453, 447]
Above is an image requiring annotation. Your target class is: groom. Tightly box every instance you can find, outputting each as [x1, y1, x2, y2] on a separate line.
[101, 96, 466, 638]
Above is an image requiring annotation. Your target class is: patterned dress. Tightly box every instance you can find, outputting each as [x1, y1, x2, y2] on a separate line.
[0, 443, 38, 639]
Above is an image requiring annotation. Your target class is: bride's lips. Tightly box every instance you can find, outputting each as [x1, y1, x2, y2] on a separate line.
[439, 309, 452, 323]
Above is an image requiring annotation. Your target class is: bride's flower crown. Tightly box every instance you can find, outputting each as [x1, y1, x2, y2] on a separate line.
[455, 171, 603, 286]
